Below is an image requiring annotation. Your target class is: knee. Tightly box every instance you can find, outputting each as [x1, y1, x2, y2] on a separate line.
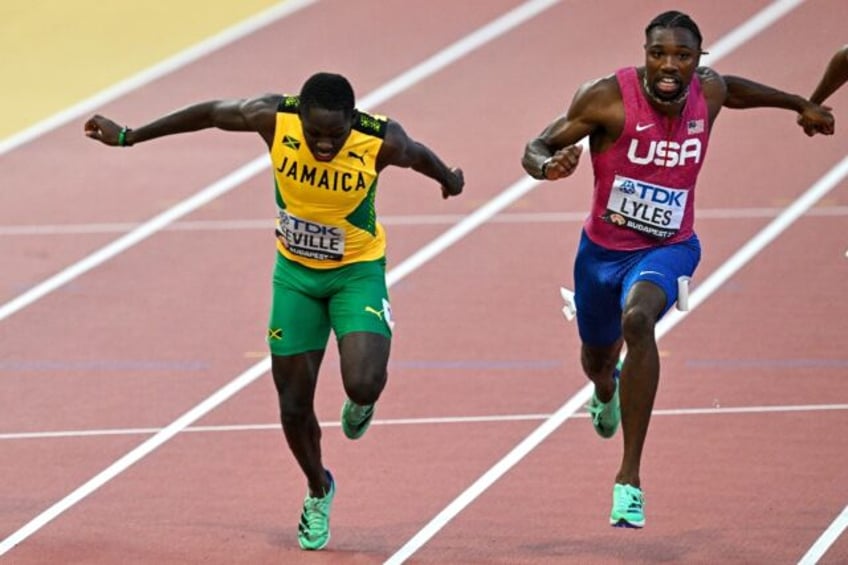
[278, 395, 313, 428]
[621, 306, 655, 344]
[343, 368, 387, 405]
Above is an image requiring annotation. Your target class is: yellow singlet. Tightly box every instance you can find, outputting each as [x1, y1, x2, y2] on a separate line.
[270, 95, 387, 269]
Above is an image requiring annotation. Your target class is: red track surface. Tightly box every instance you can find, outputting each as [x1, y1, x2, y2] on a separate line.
[2, 1, 847, 563]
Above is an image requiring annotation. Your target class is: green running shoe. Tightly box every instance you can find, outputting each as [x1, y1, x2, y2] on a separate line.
[586, 365, 621, 439]
[298, 471, 335, 551]
[341, 399, 375, 440]
[610, 483, 645, 528]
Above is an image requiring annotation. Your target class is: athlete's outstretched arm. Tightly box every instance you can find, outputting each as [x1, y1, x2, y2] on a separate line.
[84, 94, 279, 148]
[521, 77, 617, 181]
[722, 75, 834, 135]
[810, 45, 848, 105]
[377, 120, 464, 199]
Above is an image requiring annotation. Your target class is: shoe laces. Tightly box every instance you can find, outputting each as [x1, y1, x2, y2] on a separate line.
[616, 485, 644, 510]
[586, 396, 606, 424]
[303, 494, 330, 524]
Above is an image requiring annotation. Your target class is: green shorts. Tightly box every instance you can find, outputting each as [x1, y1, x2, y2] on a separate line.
[267, 253, 393, 356]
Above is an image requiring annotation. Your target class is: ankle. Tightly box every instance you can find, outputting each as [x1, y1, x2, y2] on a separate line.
[594, 380, 616, 403]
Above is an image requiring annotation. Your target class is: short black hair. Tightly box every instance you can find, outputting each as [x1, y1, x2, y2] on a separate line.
[299, 72, 355, 117]
[645, 10, 703, 49]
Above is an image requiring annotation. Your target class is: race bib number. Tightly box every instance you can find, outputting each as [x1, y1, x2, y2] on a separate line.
[277, 210, 345, 261]
[604, 175, 688, 239]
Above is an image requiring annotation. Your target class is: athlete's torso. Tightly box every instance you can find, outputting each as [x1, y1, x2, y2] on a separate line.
[270, 95, 388, 268]
[586, 67, 711, 250]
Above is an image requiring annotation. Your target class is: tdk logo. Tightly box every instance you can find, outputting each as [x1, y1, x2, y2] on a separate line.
[629, 182, 685, 207]
[627, 138, 702, 167]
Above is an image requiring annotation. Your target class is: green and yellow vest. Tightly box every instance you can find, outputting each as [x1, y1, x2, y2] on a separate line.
[270, 95, 387, 269]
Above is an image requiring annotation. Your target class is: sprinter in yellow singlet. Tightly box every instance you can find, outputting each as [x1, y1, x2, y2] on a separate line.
[84, 73, 464, 551]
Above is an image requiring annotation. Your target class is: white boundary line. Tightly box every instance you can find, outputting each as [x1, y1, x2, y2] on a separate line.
[0, 0, 318, 157]
[2, 403, 847, 441]
[0, 0, 559, 324]
[798, 506, 848, 564]
[0, 0, 561, 555]
[3, 205, 848, 236]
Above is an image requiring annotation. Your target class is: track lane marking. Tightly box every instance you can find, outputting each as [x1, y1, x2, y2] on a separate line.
[2, 402, 847, 441]
[799, 506, 848, 564]
[3, 205, 848, 236]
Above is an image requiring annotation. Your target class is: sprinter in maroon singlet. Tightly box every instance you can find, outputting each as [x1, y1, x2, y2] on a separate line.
[522, 11, 833, 528]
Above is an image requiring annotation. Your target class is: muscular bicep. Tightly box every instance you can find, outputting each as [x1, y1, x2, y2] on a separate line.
[524, 76, 618, 160]
[536, 112, 596, 150]
[211, 95, 277, 131]
[376, 120, 457, 188]
[377, 120, 424, 169]
[209, 94, 279, 146]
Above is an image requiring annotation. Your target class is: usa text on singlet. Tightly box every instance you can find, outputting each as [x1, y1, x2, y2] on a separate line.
[270, 95, 387, 268]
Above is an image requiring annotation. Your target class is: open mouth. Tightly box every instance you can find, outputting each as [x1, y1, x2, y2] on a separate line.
[313, 149, 335, 161]
[655, 76, 681, 96]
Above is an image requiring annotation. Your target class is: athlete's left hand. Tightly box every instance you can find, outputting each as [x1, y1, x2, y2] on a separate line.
[441, 167, 464, 199]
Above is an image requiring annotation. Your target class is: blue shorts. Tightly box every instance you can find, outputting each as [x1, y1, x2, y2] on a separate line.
[573, 230, 701, 347]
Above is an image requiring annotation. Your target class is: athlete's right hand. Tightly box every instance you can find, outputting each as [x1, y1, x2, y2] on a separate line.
[542, 144, 583, 180]
[84, 115, 122, 146]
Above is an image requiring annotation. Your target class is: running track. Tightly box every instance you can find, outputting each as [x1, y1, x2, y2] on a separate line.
[1, 1, 847, 563]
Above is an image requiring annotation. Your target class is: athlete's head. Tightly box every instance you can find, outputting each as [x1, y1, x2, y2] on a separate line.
[642, 11, 706, 106]
[299, 72, 357, 162]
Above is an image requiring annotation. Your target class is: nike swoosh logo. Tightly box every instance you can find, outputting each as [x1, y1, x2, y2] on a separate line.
[636, 123, 654, 132]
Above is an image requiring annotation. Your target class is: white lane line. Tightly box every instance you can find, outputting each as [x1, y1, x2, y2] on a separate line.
[2, 403, 847, 441]
[0, 0, 559, 323]
[386, 0, 843, 561]
[0, 0, 318, 157]
[798, 506, 848, 564]
[0, 0, 562, 555]
[4, 205, 848, 236]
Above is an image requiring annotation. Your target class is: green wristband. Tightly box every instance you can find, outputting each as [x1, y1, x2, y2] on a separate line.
[118, 126, 130, 147]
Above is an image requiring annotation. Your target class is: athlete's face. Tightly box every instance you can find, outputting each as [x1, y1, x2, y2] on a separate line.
[300, 106, 354, 162]
[643, 27, 701, 103]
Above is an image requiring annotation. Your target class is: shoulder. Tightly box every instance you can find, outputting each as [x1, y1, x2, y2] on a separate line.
[695, 67, 727, 122]
[352, 109, 388, 139]
[569, 73, 622, 119]
[574, 73, 621, 105]
[267, 93, 298, 113]
[695, 67, 726, 96]
[568, 73, 623, 131]
[238, 93, 286, 118]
